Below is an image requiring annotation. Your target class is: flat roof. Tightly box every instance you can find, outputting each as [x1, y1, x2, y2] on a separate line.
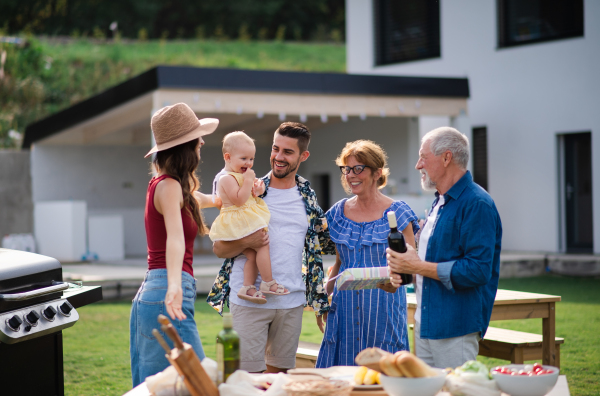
[23, 66, 469, 149]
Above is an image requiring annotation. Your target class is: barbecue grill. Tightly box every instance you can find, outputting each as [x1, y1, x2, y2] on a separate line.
[0, 248, 102, 395]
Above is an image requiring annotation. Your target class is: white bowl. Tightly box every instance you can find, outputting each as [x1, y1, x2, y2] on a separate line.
[491, 364, 559, 396]
[379, 369, 446, 396]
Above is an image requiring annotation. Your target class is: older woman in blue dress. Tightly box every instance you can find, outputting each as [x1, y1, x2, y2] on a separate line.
[316, 140, 419, 367]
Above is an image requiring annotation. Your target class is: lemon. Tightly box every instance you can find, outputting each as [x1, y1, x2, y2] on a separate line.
[364, 369, 378, 385]
[354, 366, 369, 385]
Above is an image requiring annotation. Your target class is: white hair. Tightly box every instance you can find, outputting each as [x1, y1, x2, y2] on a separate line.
[422, 127, 469, 169]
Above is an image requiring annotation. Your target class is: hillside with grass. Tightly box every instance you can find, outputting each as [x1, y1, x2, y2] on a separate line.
[0, 37, 346, 148]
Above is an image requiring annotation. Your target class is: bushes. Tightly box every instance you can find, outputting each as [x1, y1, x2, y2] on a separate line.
[0, 38, 45, 147]
[1, 0, 345, 42]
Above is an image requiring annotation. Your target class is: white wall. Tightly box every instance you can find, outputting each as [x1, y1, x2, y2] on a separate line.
[346, 0, 600, 253]
[34, 200, 87, 262]
[303, 117, 414, 209]
[31, 145, 150, 257]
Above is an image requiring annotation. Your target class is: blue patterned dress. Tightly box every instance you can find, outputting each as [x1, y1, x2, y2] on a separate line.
[316, 199, 419, 368]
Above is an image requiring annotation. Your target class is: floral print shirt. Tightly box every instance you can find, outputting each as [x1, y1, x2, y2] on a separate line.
[207, 172, 336, 316]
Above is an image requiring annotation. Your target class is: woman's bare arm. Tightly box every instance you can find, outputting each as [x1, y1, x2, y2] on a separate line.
[155, 178, 187, 321]
[194, 191, 221, 209]
[326, 249, 341, 296]
[402, 222, 416, 249]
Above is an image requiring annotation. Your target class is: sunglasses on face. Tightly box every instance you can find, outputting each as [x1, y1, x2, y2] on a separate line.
[339, 165, 372, 175]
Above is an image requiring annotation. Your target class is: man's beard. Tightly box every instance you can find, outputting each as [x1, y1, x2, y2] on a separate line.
[271, 157, 300, 179]
[420, 170, 437, 191]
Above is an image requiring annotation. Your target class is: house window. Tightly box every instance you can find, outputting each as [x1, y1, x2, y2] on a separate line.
[472, 127, 488, 191]
[498, 0, 584, 48]
[374, 0, 440, 66]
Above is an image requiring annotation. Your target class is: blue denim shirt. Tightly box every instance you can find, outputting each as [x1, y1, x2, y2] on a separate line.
[420, 171, 502, 340]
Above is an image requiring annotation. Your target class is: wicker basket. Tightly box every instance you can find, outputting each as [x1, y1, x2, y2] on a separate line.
[283, 380, 353, 396]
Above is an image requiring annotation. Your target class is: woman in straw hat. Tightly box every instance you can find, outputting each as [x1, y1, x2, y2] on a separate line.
[130, 103, 220, 386]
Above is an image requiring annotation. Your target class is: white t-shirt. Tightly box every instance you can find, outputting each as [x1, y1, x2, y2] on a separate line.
[229, 185, 309, 309]
[415, 195, 445, 324]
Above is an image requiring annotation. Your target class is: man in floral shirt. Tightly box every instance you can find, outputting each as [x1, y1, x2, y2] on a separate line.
[207, 122, 335, 373]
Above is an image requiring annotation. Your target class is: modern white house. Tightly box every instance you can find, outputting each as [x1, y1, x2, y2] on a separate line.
[24, 66, 468, 259]
[346, 0, 600, 254]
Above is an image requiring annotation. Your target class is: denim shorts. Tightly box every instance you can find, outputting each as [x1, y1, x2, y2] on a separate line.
[130, 269, 205, 387]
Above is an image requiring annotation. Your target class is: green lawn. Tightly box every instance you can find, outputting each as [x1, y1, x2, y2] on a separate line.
[63, 274, 599, 395]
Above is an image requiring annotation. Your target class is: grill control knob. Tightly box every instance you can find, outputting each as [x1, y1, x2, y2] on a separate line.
[42, 306, 57, 321]
[25, 310, 40, 326]
[58, 301, 74, 316]
[6, 315, 22, 331]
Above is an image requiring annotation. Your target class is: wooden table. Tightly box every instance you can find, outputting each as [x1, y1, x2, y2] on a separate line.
[407, 289, 561, 366]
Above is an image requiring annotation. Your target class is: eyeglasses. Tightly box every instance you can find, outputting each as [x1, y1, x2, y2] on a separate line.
[339, 165, 372, 175]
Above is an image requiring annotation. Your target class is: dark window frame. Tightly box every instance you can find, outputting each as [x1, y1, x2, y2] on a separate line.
[497, 0, 584, 49]
[374, 0, 441, 66]
[472, 126, 488, 192]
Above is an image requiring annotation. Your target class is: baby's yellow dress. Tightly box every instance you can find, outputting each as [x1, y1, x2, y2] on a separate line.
[209, 171, 271, 242]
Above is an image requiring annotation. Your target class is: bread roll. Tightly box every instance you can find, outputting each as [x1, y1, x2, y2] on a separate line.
[380, 354, 403, 377]
[395, 353, 438, 378]
[393, 352, 413, 377]
[355, 348, 393, 373]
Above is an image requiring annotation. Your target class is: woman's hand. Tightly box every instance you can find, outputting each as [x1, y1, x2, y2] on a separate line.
[213, 195, 222, 209]
[376, 281, 398, 294]
[194, 191, 221, 209]
[316, 312, 328, 333]
[165, 284, 187, 321]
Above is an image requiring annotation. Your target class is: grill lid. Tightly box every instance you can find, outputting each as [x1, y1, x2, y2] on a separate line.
[0, 249, 61, 280]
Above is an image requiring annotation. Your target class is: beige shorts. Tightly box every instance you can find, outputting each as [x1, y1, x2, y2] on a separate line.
[414, 321, 480, 369]
[230, 303, 304, 372]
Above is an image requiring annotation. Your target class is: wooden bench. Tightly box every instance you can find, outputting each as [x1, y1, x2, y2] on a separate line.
[479, 327, 564, 368]
[296, 341, 320, 368]
[296, 327, 564, 369]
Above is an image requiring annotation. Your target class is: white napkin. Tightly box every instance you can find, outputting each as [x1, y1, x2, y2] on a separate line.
[144, 358, 218, 396]
[145, 366, 190, 396]
[219, 371, 291, 396]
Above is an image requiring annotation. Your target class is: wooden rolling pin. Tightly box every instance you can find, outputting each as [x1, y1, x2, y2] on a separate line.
[157, 314, 219, 396]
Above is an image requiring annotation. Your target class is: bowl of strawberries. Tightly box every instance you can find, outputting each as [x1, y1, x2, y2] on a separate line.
[491, 363, 559, 396]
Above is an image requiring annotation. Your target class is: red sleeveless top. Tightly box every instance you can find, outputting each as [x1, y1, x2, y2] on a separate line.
[145, 175, 197, 276]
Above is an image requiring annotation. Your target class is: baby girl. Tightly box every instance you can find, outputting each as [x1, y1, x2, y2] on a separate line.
[209, 131, 289, 303]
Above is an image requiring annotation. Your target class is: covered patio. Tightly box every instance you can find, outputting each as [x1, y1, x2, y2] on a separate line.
[24, 66, 469, 259]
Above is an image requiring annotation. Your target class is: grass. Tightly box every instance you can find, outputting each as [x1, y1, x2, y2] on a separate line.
[44, 39, 347, 73]
[38, 39, 346, 113]
[62, 274, 599, 395]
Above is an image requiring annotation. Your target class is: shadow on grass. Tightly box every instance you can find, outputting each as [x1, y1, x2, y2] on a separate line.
[498, 273, 600, 304]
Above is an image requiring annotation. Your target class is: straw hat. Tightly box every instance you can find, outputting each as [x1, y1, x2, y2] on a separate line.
[144, 103, 219, 158]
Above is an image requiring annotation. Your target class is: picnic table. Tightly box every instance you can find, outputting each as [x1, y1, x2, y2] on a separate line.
[407, 289, 562, 366]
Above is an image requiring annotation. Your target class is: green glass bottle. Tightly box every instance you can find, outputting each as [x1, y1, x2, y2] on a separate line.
[216, 312, 240, 385]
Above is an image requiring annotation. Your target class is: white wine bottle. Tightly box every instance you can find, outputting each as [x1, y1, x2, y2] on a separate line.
[216, 312, 240, 385]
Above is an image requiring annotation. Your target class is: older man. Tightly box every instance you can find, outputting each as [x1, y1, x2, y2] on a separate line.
[387, 126, 502, 369]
